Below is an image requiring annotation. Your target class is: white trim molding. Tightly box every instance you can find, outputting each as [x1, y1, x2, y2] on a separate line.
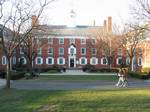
[90, 57, 98, 65]
[19, 57, 27, 65]
[2, 56, 7, 65]
[117, 57, 122, 65]
[101, 57, 108, 65]
[46, 57, 54, 65]
[57, 57, 65, 65]
[79, 57, 87, 65]
[35, 57, 43, 65]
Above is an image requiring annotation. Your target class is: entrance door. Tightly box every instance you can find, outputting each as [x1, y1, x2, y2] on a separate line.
[70, 59, 74, 67]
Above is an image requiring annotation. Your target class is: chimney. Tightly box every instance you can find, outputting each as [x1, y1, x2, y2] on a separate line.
[108, 16, 112, 32]
[93, 20, 96, 26]
[103, 20, 107, 31]
[31, 15, 39, 27]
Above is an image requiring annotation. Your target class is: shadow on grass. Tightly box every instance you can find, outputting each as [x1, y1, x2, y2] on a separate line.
[0, 88, 150, 112]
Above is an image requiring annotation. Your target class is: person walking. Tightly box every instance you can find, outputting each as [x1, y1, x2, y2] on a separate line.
[115, 69, 124, 87]
[122, 69, 128, 87]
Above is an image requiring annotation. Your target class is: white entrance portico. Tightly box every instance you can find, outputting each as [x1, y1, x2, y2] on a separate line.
[68, 44, 76, 68]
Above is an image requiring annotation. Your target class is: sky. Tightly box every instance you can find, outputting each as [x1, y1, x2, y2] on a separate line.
[41, 0, 135, 26]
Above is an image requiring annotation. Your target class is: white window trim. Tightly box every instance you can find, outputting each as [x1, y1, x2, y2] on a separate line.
[20, 47, 24, 54]
[47, 47, 53, 55]
[117, 57, 122, 65]
[101, 57, 108, 65]
[91, 38, 96, 44]
[90, 57, 98, 65]
[81, 48, 86, 55]
[92, 48, 97, 55]
[37, 48, 42, 54]
[12, 57, 16, 65]
[35, 57, 43, 65]
[46, 57, 54, 65]
[118, 48, 122, 56]
[79, 57, 87, 65]
[59, 47, 64, 55]
[81, 38, 86, 44]
[59, 38, 64, 44]
[48, 37, 53, 44]
[69, 38, 75, 44]
[126, 57, 130, 65]
[57, 57, 65, 65]
[19, 57, 27, 65]
[138, 57, 142, 66]
[2, 56, 7, 65]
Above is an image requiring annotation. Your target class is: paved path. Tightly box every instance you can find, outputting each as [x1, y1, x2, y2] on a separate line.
[1, 70, 150, 90]
[40, 70, 116, 75]
[10, 78, 150, 90]
[0, 78, 6, 88]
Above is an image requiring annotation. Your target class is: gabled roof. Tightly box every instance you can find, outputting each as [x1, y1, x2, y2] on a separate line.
[32, 25, 105, 37]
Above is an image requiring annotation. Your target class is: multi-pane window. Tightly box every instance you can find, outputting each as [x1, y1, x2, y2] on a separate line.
[37, 48, 42, 54]
[117, 57, 122, 65]
[47, 47, 53, 55]
[46, 57, 54, 65]
[20, 47, 24, 54]
[69, 38, 75, 44]
[59, 47, 64, 55]
[126, 57, 130, 65]
[81, 48, 86, 55]
[118, 48, 122, 56]
[80, 57, 87, 65]
[101, 57, 108, 65]
[48, 37, 53, 44]
[91, 38, 96, 44]
[2, 56, 7, 65]
[70, 48, 74, 54]
[19, 57, 26, 65]
[59, 38, 64, 44]
[81, 38, 86, 44]
[90, 57, 98, 65]
[91, 48, 96, 55]
[138, 57, 142, 66]
[57, 57, 65, 65]
[12, 57, 16, 64]
[36, 57, 43, 65]
[81, 58, 85, 64]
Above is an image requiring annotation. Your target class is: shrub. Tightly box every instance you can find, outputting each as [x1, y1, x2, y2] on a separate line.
[82, 64, 95, 72]
[128, 71, 150, 80]
[10, 70, 25, 80]
[89, 68, 119, 73]
[47, 70, 59, 73]
[0, 70, 6, 78]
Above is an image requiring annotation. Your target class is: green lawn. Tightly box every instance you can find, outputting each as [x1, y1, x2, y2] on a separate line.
[1, 88, 150, 112]
[22, 75, 118, 82]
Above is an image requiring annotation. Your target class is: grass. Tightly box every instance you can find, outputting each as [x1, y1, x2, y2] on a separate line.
[1, 88, 150, 112]
[21, 75, 118, 82]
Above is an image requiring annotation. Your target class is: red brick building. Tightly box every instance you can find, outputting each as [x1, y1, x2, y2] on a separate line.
[0, 16, 131, 70]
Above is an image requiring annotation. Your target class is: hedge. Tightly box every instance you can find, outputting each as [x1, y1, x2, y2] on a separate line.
[0, 70, 25, 80]
[128, 71, 150, 80]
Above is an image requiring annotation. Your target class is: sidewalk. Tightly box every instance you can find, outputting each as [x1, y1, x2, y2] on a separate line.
[40, 70, 117, 75]
[0, 78, 6, 88]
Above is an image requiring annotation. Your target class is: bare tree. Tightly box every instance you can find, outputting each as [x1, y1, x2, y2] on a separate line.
[0, 0, 54, 88]
[117, 25, 145, 71]
[21, 32, 47, 74]
[91, 28, 117, 69]
[131, 0, 150, 30]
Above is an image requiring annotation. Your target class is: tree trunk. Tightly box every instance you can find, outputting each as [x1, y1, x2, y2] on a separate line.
[6, 58, 11, 88]
[131, 58, 134, 71]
